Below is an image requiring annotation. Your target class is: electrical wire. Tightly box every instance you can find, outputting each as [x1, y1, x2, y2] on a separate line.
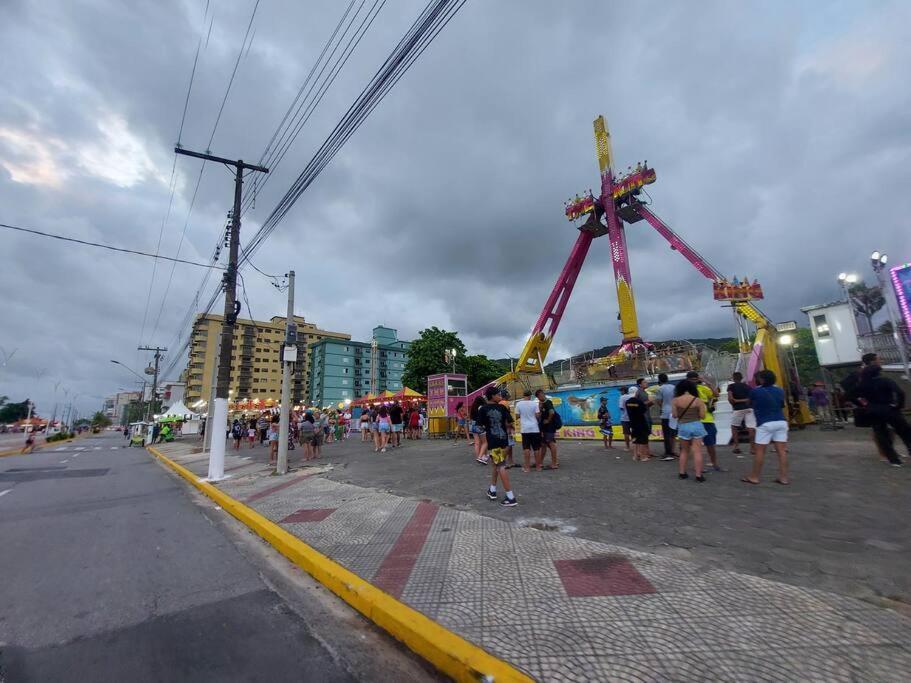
[160, 0, 465, 380]
[0, 222, 225, 269]
[149, 0, 261, 341]
[136, 0, 212, 349]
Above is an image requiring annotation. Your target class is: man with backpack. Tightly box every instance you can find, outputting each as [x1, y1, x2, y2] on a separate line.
[535, 389, 561, 470]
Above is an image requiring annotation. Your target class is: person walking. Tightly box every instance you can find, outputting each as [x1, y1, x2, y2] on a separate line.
[469, 395, 488, 464]
[375, 406, 391, 452]
[654, 374, 676, 459]
[455, 402, 469, 441]
[741, 370, 790, 485]
[408, 406, 420, 439]
[231, 420, 243, 450]
[671, 379, 707, 482]
[727, 371, 756, 454]
[618, 387, 635, 451]
[854, 365, 910, 467]
[257, 415, 268, 445]
[268, 419, 280, 465]
[515, 389, 541, 472]
[687, 371, 721, 471]
[536, 389, 559, 470]
[625, 391, 651, 462]
[477, 386, 518, 507]
[300, 412, 316, 461]
[389, 402, 404, 448]
[597, 396, 613, 449]
[247, 424, 256, 448]
[359, 409, 370, 441]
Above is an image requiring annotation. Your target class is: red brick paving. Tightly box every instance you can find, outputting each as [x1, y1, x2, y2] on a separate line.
[372, 501, 438, 598]
[554, 554, 657, 597]
[280, 508, 337, 523]
[242, 473, 315, 503]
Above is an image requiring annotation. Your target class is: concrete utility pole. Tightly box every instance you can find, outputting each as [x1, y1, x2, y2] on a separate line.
[277, 270, 296, 475]
[138, 346, 166, 421]
[175, 146, 268, 481]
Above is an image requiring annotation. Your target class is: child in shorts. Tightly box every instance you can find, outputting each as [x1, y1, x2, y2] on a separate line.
[477, 386, 517, 507]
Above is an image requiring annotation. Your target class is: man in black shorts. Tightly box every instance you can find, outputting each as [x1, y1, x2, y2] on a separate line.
[478, 386, 517, 507]
[536, 389, 559, 470]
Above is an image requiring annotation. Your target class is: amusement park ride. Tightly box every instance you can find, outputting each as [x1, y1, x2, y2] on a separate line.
[486, 115, 790, 401]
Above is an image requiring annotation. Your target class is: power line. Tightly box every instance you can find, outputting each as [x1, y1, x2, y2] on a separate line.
[137, 0, 213, 349]
[160, 0, 466, 381]
[149, 0, 261, 341]
[0, 222, 225, 269]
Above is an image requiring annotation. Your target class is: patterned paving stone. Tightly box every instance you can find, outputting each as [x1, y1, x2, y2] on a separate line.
[152, 441, 911, 682]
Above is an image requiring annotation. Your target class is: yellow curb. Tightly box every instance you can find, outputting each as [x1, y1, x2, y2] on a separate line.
[147, 446, 533, 683]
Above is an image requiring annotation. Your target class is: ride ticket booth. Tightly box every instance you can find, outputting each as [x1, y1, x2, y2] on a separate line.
[426, 373, 468, 438]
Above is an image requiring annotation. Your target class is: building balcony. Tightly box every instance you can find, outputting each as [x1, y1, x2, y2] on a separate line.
[858, 329, 911, 366]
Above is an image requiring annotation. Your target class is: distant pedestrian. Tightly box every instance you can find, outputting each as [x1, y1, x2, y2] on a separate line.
[231, 420, 243, 450]
[687, 371, 721, 471]
[389, 402, 404, 448]
[672, 380, 707, 482]
[618, 386, 635, 451]
[469, 395, 488, 464]
[656, 373, 676, 459]
[597, 396, 613, 449]
[478, 386, 517, 507]
[21, 432, 35, 454]
[515, 389, 541, 472]
[257, 415, 268, 444]
[455, 402, 468, 441]
[359, 410, 370, 441]
[408, 407, 420, 439]
[625, 390, 652, 462]
[810, 383, 831, 422]
[536, 389, 559, 470]
[247, 425, 256, 448]
[300, 412, 317, 461]
[854, 365, 910, 467]
[741, 370, 790, 485]
[268, 419, 280, 465]
[727, 371, 756, 455]
[375, 406, 391, 452]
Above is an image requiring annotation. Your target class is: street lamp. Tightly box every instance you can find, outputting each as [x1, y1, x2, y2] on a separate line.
[870, 251, 910, 379]
[837, 272, 861, 346]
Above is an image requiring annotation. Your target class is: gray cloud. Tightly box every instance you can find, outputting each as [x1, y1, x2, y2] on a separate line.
[2, 0, 910, 414]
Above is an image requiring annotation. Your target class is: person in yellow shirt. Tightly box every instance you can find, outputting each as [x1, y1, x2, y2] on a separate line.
[686, 371, 722, 471]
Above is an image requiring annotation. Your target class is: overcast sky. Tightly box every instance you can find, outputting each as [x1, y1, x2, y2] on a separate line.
[1, 0, 909, 415]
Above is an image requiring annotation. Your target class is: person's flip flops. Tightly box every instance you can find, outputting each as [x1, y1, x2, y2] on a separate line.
[740, 477, 759, 485]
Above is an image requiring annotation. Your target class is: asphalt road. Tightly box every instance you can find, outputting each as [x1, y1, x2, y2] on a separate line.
[0, 432, 437, 682]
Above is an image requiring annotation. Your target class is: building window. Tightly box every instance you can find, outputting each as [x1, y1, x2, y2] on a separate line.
[813, 314, 830, 338]
[344, 368, 349, 374]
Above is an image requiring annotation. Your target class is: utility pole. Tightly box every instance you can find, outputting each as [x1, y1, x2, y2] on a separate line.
[175, 146, 268, 481]
[138, 346, 167, 421]
[277, 270, 296, 475]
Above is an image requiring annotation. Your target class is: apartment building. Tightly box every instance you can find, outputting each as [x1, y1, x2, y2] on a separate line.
[184, 313, 350, 408]
[308, 326, 411, 408]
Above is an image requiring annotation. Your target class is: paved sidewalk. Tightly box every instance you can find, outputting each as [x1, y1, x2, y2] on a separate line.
[154, 440, 911, 681]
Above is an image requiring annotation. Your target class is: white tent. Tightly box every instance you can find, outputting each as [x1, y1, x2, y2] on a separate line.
[161, 400, 192, 418]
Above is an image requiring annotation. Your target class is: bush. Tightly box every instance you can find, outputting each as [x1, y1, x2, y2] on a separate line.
[46, 432, 73, 443]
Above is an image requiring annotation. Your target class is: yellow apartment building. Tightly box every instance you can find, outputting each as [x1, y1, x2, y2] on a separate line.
[184, 313, 350, 408]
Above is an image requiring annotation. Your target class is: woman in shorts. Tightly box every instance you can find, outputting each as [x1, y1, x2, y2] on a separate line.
[455, 402, 468, 441]
[671, 380, 707, 482]
[375, 406, 392, 452]
[469, 395, 488, 464]
[359, 410, 371, 441]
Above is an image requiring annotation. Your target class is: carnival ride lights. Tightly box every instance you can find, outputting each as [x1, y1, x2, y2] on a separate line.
[487, 115, 784, 397]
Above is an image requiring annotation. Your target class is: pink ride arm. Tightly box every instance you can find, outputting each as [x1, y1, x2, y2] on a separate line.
[634, 205, 722, 281]
[531, 230, 594, 337]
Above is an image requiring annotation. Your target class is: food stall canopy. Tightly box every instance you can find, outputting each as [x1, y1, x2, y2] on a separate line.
[158, 400, 192, 422]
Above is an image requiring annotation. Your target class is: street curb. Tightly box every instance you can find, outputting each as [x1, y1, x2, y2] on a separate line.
[147, 446, 534, 683]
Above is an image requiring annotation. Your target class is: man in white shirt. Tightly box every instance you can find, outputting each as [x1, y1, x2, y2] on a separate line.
[656, 373, 677, 460]
[514, 389, 541, 473]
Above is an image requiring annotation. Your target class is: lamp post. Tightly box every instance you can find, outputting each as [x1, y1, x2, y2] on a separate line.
[871, 251, 910, 379]
[837, 272, 861, 349]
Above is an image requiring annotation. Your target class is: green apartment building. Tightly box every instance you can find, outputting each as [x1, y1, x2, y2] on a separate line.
[308, 326, 411, 408]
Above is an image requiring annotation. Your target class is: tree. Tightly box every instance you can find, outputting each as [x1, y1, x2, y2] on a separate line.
[878, 320, 893, 335]
[0, 399, 32, 423]
[848, 282, 885, 334]
[91, 411, 112, 428]
[460, 354, 509, 392]
[401, 327, 467, 393]
[791, 327, 822, 386]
